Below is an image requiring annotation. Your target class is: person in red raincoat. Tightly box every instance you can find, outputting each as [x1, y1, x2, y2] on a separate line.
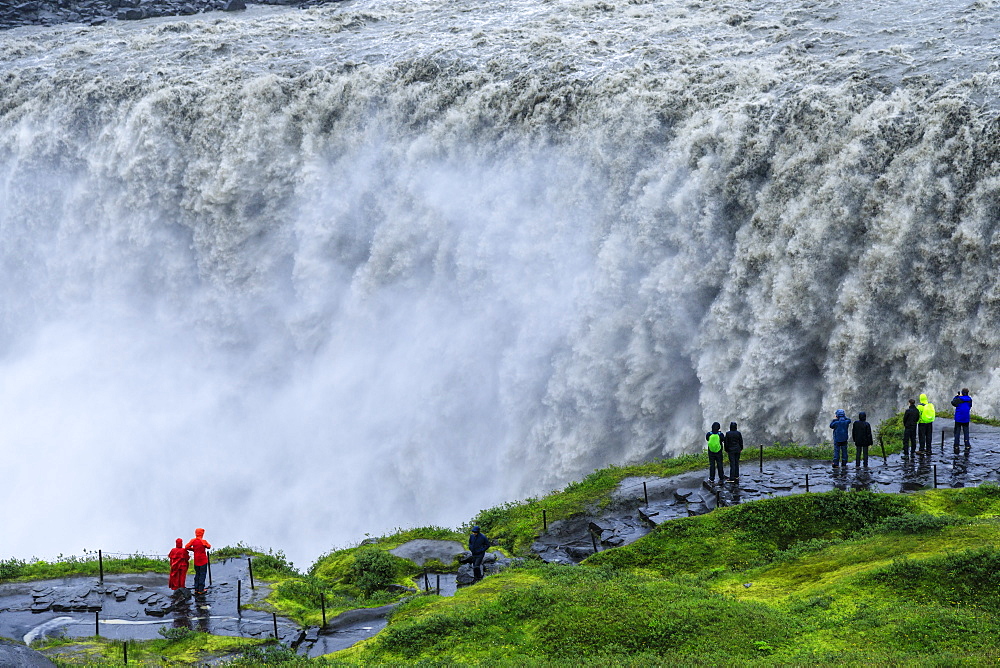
[184, 528, 212, 594]
[168, 538, 189, 590]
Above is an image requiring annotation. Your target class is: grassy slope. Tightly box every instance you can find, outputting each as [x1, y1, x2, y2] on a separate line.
[249, 526, 470, 627]
[336, 486, 1000, 666]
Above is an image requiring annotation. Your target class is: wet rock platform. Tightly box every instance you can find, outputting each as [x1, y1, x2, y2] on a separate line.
[0, 556, 324, 656]
[0, 546, 482, 659]
[532, 418, 1000, 564]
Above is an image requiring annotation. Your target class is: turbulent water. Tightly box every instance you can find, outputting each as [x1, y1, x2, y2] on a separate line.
[2, 0, 1000, 566]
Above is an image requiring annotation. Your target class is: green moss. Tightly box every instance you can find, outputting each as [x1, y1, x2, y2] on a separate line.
[38, 633, 268, 666]
[340, 564, 790, 665]
[910, 483, 1000, 518]
[864, 547, 1000, 611]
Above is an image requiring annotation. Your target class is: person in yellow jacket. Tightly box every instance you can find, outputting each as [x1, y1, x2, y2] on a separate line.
[917, 393, 935, 454]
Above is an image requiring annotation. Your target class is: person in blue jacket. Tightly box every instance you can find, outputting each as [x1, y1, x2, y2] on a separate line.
[830, 409, 851, 467]
[951, 388, 973, 450]
[468, 526, 490, 582]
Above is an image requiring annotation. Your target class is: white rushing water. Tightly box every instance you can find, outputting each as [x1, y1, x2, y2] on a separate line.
[2, 0, 1000, 567]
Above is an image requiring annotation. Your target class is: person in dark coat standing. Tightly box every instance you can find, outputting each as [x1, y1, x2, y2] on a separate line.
[852, 412, 873, 467]
[705, 422, 727, 483]
[951, 388, 973, 450]
[902, 399, 920, 459]
[468, 526, 490, 582]
[724, 422, 744, 481]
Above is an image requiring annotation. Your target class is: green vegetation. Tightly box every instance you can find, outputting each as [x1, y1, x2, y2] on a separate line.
[586, 490, 912, 574]
[0, 551, 167, 583]
[37, 632, 269, 666]
[337, 489, 1000, 665]
[249, 526, 469, 628]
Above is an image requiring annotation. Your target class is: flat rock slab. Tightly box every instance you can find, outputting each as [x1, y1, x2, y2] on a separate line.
[388, 539, 465, 567]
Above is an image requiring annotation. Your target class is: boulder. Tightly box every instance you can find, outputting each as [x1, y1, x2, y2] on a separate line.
[389, 539, 465, 567]
[0, 639, 56, 667]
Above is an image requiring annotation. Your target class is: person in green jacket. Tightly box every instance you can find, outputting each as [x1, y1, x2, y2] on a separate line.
[917, 393, 935, 454]
[705, 422, 727, 483]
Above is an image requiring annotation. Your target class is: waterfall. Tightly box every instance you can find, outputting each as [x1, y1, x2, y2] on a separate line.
[2, 0, 999, 566]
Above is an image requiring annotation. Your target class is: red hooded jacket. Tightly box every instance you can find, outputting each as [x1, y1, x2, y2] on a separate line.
[168, 538, 189, 590]
[184, 528, 212, 567]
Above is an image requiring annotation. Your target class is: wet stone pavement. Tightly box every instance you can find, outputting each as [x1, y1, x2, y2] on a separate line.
[0, 553, 471, 659]
[533, 418, 1000, 564]
[0, 556, 329, 657]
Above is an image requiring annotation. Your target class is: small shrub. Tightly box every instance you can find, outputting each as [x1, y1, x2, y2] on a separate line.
[224, 641, 302, 665]
[349, 548, 398, 596]
[0, 557, 28, 582]
[158, 626, 194, 642]
[251, 552, 298, 579]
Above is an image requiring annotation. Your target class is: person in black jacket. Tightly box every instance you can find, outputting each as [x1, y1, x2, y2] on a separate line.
[902, 399, 920, 459]
[852, 411, 873, 467]
[724, 422, 744, 481]
[468, 526, 490, 582]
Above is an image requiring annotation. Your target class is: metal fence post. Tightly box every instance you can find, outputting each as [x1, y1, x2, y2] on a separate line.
[98, 550, 104, 585]
[248, 557, 255, 590]
[643, 481, 649, 506]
